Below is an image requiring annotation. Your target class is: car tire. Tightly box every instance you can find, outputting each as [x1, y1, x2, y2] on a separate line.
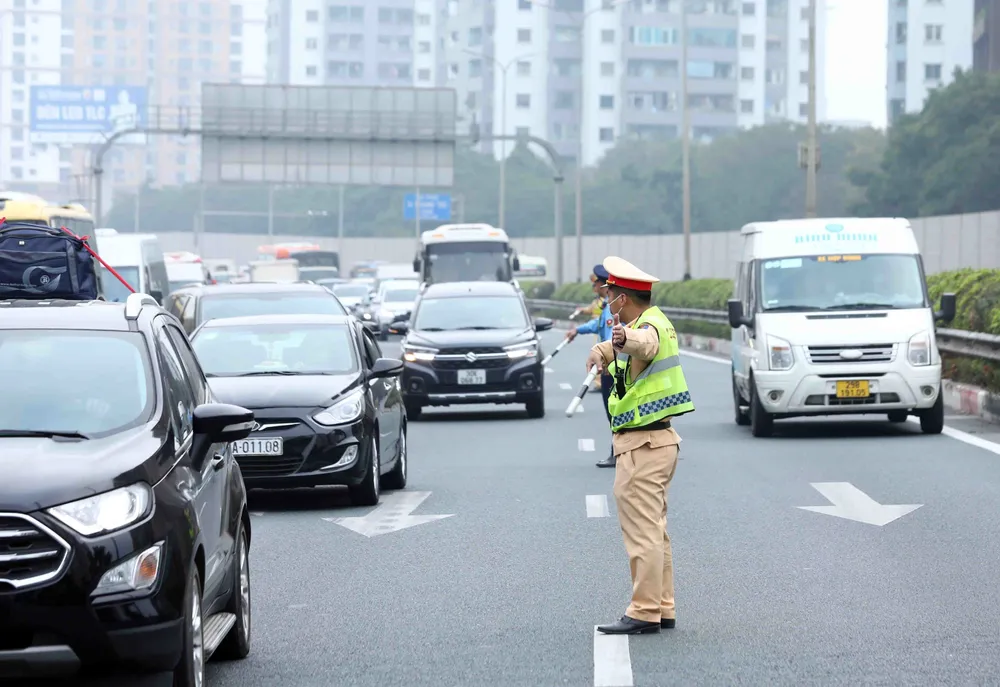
[887, 410, 908, 423]
[404, 401, 422, 421]
[215, 520, 251, 660]
[919, 390, 945, 435]
[173, 566, 204, 687]
[733, 372, 750, 426]
[525, 395, 545, 418]
[349, 436, 381, 506]
[383, 426, 408, 490]
[749, 377, 774, 438]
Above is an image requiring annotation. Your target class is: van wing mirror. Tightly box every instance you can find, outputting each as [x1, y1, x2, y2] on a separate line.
[935, 292, 956, 323]
[727, 299, 748, 329]
[412, 258, 421, 273]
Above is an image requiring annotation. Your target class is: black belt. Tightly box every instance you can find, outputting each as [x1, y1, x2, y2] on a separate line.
[616, 419, 672, 434]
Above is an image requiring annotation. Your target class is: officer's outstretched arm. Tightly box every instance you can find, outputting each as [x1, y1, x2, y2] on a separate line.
[618, 326, 660, 361]
[590, 340, 615, 365]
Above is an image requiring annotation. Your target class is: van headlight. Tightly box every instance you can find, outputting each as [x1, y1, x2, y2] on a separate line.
[907, 330, 932, 366]
[313, 388, 365, 426]
[504, 341, 538, 359]
[47, 483, 152, 537]
[767, 335, 794, 371]
[403, 345, 437, 362]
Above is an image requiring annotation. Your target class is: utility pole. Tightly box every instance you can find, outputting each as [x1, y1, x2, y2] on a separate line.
[266, 185, 275, 240]
[680, 0, 692, 281]
[805, 0, 818, 218]
[336, 185, 345, 253]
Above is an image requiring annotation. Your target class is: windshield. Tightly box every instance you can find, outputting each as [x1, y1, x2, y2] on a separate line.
[383, 288, 418, 303]
[101, 265, 140, 303]
[192, 323, 359, 377]
[0, 331, 152, 436]
[333, 284, 370, 298]
[425, 242, 512, 283]
[300, 267, 341, 281]
[169, 280, 201, 294]
[200, 292, 347, 323]
[414, 295, 528, 331]
[759, 254, 927, 312]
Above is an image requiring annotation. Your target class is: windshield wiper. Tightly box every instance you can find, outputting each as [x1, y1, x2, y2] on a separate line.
[236, 370, 301, 376]
[763, 305, 817, 312]
[452, 326, 499, 330]
[0, 429, 89, 440]
[418, 327, 445, 331]
[824, 303, 899, 310]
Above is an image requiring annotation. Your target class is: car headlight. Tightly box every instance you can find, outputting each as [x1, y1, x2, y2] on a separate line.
[504, 341, 538, 359]
[47, 483, 152, 537]
[313, 388, 365, 426]
[907, 329, 932, 366]
[766, 335, 794, 371]
[361, 312, 372, 320]
[403, 345, 437, 362]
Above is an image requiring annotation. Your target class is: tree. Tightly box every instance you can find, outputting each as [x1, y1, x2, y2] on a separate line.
[851, 69, 1000, 217]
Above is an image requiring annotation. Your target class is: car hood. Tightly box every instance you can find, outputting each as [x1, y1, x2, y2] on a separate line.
[405, 328, 534, 350]
[760, 309, 934, 346]
[0, 425, 170, 512]
[207, 373, 361, 409]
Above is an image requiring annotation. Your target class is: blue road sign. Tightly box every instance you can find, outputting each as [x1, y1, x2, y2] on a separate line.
[404, 193, 452, 221]
[29, 85, 148, 144]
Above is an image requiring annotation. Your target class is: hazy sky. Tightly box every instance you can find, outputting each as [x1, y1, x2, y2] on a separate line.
[825, 0, 887, 128]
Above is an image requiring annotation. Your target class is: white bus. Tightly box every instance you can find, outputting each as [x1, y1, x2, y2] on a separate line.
[412, 223, 520, 285]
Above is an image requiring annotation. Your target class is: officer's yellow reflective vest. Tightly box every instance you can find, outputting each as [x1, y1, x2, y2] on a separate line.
[606, 307, 694, 431]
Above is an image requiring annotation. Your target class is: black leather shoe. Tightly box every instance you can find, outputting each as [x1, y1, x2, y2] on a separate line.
[596, 455, 616, 468]
[661, 618, 675, 629]
[597, 616, 660, 635]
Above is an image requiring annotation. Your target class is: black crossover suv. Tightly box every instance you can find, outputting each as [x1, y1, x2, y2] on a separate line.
[395, 281, 553, 419]
[0, 292, 255, 686]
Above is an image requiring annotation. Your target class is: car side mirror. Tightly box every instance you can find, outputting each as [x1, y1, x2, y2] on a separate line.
[935, 292, 956, 323]
[149, 289, 163, 304]
[389, 321, 409, 334]
[533, 317, 553, 332]
[727, 299, 750, 329]
[192, 403, 255, 442]
[371, 357, 404, 378]
[512, 256, 521, 272]
[412, 258, 421, 273]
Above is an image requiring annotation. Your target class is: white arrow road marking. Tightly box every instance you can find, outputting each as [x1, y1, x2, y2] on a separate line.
[586, 495, 609, 518]
[594, 627, 633, 687]
[578, 438, 595, 451]
[324, 491, 454, 537]
[560, 382, 573, 390]
[798, 482, 922, 526]
[576, 404, 585, 413]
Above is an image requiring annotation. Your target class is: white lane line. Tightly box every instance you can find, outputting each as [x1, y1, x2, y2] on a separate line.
[560, 382, 573, 390]
[546, 366, 554, 373]
[594, 627, 633, 686]
[576, 404, 585, 413]
[586, 495, 610, 518]
[579, 438, 595, 451]
[680, 349, 728, 365]
[250, 512, 264, 517]
[907, 417, 1000, 455]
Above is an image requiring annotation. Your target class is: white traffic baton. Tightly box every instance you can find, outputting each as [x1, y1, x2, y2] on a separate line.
[565, 365, 599, 417]
[540, 338, 569, 366]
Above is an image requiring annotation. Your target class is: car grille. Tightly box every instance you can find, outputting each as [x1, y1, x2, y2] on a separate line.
[250, 418, 301, 433]
[806, 344, 895, 364]
[0, 513, 70, 590]
[433, 347, 510, 370]
[236, 455, 307, 478]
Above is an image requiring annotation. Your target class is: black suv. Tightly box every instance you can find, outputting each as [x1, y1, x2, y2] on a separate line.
[163, 282, 348, 334]
[0, 292, 255, 685]
[395, 281, 553, 419]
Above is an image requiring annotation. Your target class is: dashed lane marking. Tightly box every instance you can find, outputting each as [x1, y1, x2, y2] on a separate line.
[546, 367, 555, 373]
[586, 495, 610, 518]
[578, 438, 595, 451]
[593, 626, 633, 686]
[560, 382, 573, 390]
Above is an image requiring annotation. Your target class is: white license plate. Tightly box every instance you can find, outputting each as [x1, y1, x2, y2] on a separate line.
[232, 438, 284, 456]
[457, 369, 486, 385]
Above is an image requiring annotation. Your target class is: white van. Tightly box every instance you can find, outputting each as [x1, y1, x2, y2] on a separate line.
[93, 229, 169, 304]
[727, 218, 956, 437]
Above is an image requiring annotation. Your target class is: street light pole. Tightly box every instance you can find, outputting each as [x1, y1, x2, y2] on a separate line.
[681, 0, 692, 280]
[500, 66, 508, 230]
[805, 0, 818, 218]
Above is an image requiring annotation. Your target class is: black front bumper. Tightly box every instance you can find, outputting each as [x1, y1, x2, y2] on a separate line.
[0, 502, 189, 678]
[402, 356, 544, 406]
[236, 408, 371, 489]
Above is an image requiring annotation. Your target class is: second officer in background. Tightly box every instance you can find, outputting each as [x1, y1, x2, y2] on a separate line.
[586, 256, 695, 635]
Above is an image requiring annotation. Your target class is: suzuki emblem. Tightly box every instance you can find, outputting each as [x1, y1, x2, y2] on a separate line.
[465, 352, 478, 363]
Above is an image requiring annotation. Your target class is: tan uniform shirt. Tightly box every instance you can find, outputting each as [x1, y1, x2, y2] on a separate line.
[592, 315, 682, 456]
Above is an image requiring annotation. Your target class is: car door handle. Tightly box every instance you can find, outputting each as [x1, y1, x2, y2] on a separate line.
[211, 453, 226, 471]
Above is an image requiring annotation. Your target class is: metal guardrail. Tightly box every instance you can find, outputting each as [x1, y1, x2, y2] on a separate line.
[525, 299, 1000, 363]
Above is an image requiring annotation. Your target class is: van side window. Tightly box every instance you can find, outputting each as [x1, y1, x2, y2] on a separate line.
[746, 261, 758, 315]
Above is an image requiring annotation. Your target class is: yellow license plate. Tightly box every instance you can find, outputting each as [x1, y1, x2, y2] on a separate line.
[836, 380, 870, 398]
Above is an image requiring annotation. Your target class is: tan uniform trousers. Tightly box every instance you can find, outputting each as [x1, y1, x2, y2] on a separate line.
[612, 440, 679, 623]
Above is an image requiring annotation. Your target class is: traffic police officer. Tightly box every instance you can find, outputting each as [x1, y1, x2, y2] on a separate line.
[586, 256, 695, 636]
[565, 264, 616, 467]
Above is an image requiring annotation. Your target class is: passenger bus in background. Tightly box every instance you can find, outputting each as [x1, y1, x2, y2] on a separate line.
[413, 223, 520, 285]
[0, 192, 97, 236]
[93, 228, 169, 304]
[514, 255, 548, 279]
[164, 251, 211, 294]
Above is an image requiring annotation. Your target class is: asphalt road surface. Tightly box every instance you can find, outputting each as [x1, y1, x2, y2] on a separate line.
[33, 330, 1000, 686]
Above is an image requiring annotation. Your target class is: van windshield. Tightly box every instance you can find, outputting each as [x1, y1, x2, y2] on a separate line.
[759, 254, 927, 312]
[101, 265, 140, 303]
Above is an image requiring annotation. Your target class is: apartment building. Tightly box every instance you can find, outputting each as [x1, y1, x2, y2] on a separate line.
[443, 0, 827, 167]
[973, 0, 1000, 72]
[887, 0, 973, 126]
[266, 0, 441, 87]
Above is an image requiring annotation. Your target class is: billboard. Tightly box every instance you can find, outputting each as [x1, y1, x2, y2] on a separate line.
[29, 85, 148, 144]
[200, 84, 456, 187]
